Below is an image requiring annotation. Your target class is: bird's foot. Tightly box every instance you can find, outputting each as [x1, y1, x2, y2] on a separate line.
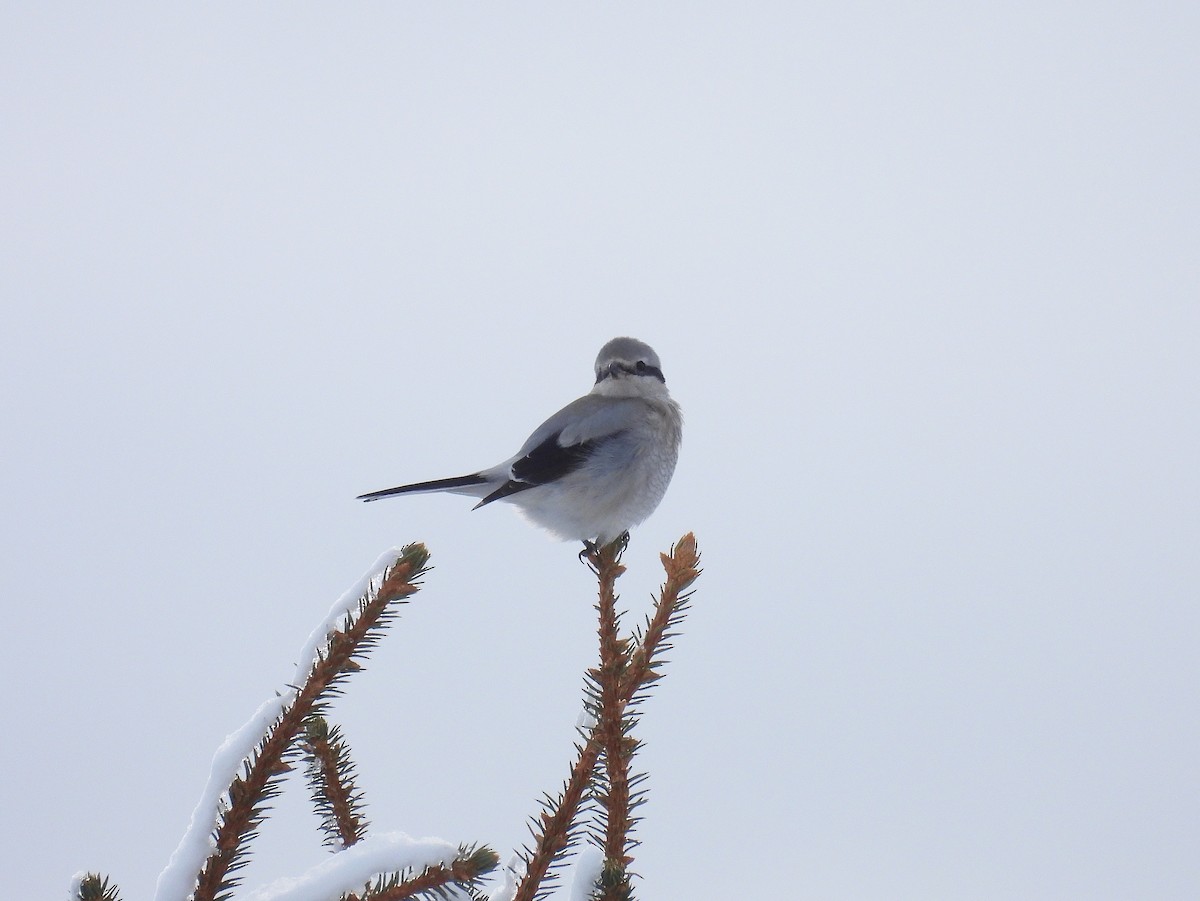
[579, 531, 630, 563]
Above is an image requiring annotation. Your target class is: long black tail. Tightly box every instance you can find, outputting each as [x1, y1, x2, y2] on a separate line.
[357, 473, 488, 502]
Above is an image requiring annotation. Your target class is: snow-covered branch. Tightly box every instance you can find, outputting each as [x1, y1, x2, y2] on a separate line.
[77, 533, 700, 901]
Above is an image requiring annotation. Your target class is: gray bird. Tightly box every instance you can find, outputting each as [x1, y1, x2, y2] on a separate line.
[358, 337, 682, 545]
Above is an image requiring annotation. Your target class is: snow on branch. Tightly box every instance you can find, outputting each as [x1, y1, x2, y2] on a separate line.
[153, 544, 448, 901]
[238, 834, 493, 901]
[78, 532, 700, 901]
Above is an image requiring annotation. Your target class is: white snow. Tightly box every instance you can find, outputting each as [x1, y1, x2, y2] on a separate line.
[575, 704, 598, 732]
[238, 832, 465, 901]
[153, 548, 407, 901]
[567, 846, 604, 901]
[482, 848, 604, 901]
[288, 548, 411, 688]
[483, 854, 524, 901]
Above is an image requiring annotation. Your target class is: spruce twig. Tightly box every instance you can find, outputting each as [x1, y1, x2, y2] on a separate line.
[514, 742, 603, 901]
[513, 538, 627, 901]
[592, 540, 636, 900]
[192, 544, 431, 901]
[76, 874, 122, 901]
[603, 533, 700, 900]
[342, 844, 499, 901]
[515, 534, 700, 901]
[622, 533, 699, 703]
[300, 715, 370, 849]
[591, 533, 699, 900]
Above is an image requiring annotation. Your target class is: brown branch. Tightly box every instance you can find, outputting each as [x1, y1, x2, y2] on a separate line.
[345, 845, 499, 901]
[193, 546, 429, 901]
[513, 538, 626, 901]
[513, 734, 605, 901]
[301, 716, 368, 849]
[515, 533, 701, 901]
[599, 533, 700, 900]
[594, 541, 635, 898]
[622, 533, 700, 701]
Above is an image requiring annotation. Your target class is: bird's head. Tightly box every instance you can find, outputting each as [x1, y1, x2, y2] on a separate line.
[592, 337, 669, 398]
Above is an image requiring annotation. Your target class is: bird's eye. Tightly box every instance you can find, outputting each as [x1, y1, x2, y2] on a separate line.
[636, 360, 646, 372]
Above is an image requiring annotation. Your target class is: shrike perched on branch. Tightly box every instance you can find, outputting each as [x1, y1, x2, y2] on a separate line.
[358, 337, 682, 545]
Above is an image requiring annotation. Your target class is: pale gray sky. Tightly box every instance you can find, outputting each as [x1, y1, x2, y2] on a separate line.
[3, 5, 1198, 900]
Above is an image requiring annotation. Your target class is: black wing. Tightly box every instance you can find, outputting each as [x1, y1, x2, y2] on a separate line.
[475, 430, 620, 508]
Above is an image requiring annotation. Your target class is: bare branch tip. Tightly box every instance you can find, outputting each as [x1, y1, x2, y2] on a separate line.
[659, 532, 700, 584]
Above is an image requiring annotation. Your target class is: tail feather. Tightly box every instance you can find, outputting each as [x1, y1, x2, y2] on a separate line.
[357, 473, 489, 502]
[474, 479, 534, 509]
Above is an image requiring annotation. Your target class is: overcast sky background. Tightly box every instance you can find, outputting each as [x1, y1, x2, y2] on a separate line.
[3, 5, 1198, 900]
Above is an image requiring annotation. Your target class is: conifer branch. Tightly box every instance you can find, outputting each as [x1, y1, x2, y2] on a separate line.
[591, 533, 699, 900]
[512, 538, 627, 901]
[342, 845, 499, 901]
[623, 533, 700, 703]
[592, 540, 636, 900]
[515, 741, 603, 901]
[300, 715, 370, 849]
[515, 534, 700, 901]
[192, 544, 431, 901]
[77, 873, 122, 901]
[596, 533, 700, 899]
[80, 534, 698, 901]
